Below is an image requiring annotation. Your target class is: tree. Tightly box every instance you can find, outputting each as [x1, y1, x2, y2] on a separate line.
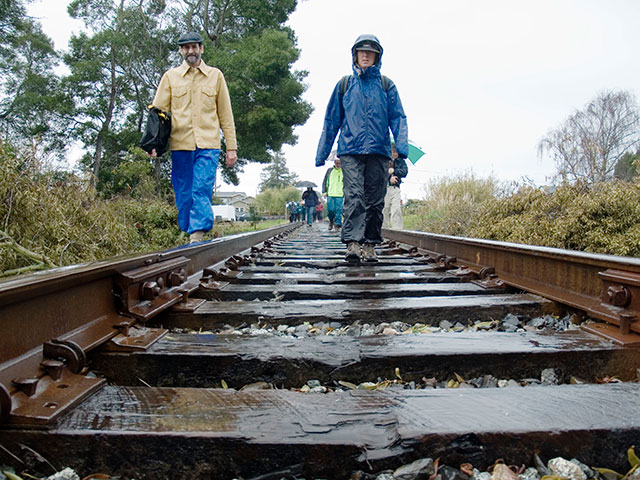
[258, 151, 298, 191]
[538, 90, 640, 185]
[0, 0, 72, 153]
[254, 185, 300, 215]
[614, 149, 639, 181]
[65, 0, 174, 187]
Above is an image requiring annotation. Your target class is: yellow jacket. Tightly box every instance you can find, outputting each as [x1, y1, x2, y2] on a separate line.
[152, 60, 237, 151]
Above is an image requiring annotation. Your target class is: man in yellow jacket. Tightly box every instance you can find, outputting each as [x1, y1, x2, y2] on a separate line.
[151, 31, 237, 243]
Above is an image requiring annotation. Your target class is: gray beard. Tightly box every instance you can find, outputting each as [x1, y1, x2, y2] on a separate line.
[185, 54, 201, 66]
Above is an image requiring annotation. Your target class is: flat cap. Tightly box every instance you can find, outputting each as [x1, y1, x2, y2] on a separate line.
[178, 31, 203, 45]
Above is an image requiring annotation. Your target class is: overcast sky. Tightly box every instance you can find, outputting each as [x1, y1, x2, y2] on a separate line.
[28, 0, 640, 200]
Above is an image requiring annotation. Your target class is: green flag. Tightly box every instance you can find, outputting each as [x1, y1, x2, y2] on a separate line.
[408, 141, 425, 165]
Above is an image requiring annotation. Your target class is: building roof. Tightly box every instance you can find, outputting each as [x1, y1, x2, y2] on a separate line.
[215, 191, 247, 199]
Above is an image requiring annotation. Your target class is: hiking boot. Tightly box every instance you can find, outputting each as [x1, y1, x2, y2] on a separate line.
[189, 230, 205, 243]
[345, 242, 361, 263]
[362, 244, 378, 262]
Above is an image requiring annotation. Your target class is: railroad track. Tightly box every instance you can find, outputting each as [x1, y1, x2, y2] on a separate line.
[1, 222, 640, 479]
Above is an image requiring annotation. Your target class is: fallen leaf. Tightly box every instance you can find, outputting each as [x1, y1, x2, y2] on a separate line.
[629, 446, 640, 468]
[460, 463, 474, 476]
[338, 380, 357, 390]
[2, 472, 24, 480]
[597, 376, 622, 384]
[593, 467, 623, 479]
[429, 457, 440, 480]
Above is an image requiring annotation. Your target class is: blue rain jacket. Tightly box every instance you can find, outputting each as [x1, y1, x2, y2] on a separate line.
[315, 51, 408, 166]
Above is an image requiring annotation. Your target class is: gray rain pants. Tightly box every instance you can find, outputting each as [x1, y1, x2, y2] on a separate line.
[340, 154, 388, 245]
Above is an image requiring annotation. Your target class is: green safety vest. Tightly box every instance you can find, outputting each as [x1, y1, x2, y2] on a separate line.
[328, 168, 343, 197]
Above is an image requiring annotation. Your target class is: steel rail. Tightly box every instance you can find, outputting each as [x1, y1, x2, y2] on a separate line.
[0, 223, 297, 424]
[383, 229, 640, 343]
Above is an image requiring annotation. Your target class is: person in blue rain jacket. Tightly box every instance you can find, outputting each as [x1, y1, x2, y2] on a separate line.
[315, 33, 408, 263]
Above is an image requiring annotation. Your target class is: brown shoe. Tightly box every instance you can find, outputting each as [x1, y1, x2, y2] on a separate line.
[345, 242, 361, 263]
[362, 244, 378, 262]
[189, 231, 205, 243]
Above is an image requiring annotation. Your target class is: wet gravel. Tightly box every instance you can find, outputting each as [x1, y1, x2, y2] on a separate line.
[8, 450, 639, 480]
[175, 312, 582, 338]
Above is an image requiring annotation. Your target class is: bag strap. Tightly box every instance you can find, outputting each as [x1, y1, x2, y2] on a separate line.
[339, 75, 391, 95]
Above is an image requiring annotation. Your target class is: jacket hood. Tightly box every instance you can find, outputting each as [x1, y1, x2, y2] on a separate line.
[351, 34, 383, 71]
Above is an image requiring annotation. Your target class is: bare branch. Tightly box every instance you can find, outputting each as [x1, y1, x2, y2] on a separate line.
[538, 90, 640, 185]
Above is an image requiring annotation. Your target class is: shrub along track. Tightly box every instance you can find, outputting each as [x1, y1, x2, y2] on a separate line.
[0, 223, 640, 479]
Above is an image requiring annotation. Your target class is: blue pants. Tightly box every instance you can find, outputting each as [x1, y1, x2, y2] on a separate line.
[171, 148, 220, 234]
[327, 196, 344, 226]
[305, 206, 315, 225]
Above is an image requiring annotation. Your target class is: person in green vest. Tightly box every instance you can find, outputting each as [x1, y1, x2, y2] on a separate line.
[322, 153, 344, 231]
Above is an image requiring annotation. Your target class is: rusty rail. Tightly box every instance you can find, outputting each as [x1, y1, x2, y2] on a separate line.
[0, 223, 296, 425]
[383, 229, 640, 344]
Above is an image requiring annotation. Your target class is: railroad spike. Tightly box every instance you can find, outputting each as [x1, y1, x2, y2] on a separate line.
[619, 313, 637, 336]
[11, 377, 39, 397]
[40, 360, 65, 381]
[113, 321, 132, 336]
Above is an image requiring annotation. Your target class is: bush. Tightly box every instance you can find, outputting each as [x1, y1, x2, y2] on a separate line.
[468, 181, 640, 256]
[404, 170, 640, 257]
[411, 172, 500, 236]
[254, 186, 301, 215]
[0, 143, 183, 275]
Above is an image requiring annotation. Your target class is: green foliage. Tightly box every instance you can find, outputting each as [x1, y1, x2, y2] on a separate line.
[100, 148, 160, 198]
[175, 0, 297, 45]
[406, 170, 640, 256]
[0, 142, 183, 274]
[616, 149, 640, 181]
[0, 1, 72, 152]
[64, 0, 174, 186]
[468, 182, 640, 256]
[214, 27, 313, 182]
[0, 142, 289, 276]
[412, 172, 500, 236]
[254, 185, 300, 215]
[247, 205, 262, 223]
